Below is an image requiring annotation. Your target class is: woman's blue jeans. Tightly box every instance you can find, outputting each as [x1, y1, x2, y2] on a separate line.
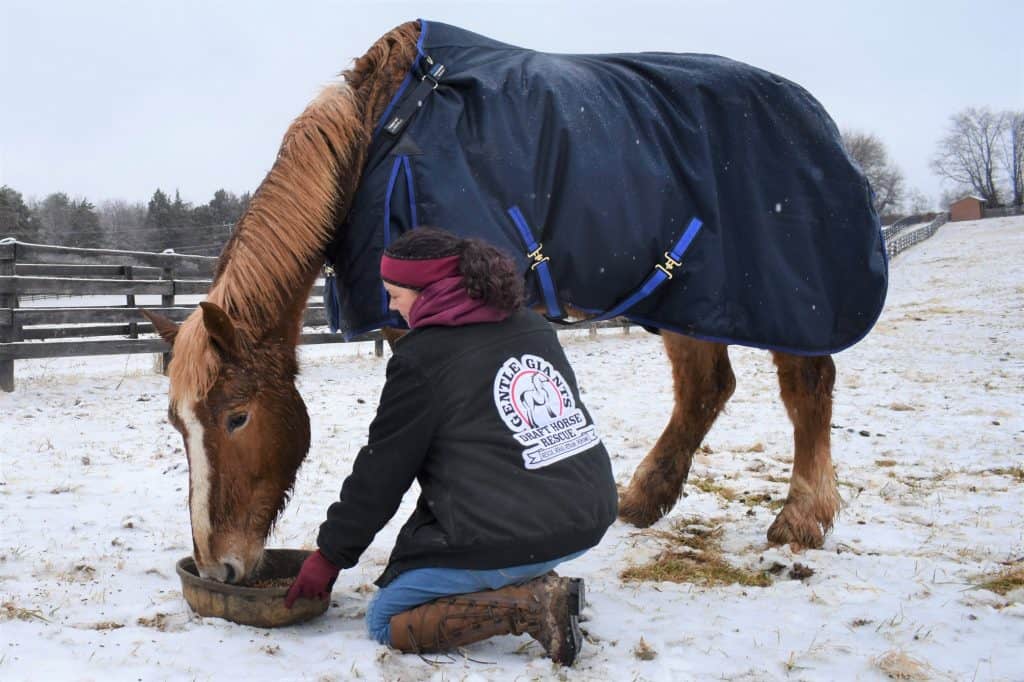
[365, 551, 585, 644]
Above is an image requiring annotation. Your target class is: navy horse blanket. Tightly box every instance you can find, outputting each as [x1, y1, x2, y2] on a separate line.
[326, 20, 887, 354]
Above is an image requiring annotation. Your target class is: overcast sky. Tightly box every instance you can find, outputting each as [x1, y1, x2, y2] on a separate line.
[2, 0, 1021, 209]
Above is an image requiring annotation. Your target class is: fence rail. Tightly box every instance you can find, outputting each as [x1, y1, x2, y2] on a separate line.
[884, 213, 948, 258]
[16, 264, 165, 279]
[0, 238, 630, 392]
[0, 275, 328, 299]
[0, 238, 362, 391]
[9, 241, 217, 277]
[983, 205, 1024, 219]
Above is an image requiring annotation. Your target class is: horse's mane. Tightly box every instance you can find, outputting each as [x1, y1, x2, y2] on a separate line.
[169, 21, 422, 405]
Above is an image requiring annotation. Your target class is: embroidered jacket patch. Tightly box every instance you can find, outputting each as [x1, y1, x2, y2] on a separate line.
[492, 354, 601, 469]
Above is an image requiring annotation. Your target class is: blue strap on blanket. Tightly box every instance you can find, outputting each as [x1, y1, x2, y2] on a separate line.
[507, 206, 563, 319]
[506, 207, 703, 323]
[324, 264, 342, 333]
[591, 217, 704, 321]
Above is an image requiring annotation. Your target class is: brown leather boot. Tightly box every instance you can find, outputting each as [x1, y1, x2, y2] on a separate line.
[389, 575, 584, 665]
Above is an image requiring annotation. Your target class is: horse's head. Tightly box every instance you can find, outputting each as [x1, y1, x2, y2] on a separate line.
[143, 302, 310, 583]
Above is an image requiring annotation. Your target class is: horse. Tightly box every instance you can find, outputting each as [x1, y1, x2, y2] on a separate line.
[143, 20, 882, 583]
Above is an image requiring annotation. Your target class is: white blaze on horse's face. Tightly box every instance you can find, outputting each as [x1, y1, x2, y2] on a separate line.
[178, 401, 220, 580]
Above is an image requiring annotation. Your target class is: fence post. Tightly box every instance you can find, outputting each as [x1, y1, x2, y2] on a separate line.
[155, 264, 175, 375]
[0, 238, 19, 391]
[124, 265, 138, 339]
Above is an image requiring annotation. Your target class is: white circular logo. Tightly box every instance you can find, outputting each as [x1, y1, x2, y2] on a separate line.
[493, 354, 600, 469]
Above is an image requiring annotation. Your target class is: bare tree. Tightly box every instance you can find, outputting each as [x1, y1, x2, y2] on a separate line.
[841, 129, 904, 215]
[939, 185, 974, 211]
[98, 199, 148, 250]
[903, 188, 933, 214]
[30, 193, 74, 244]
[931, 107, 1005, 207]
[999, 110, 1023, 207]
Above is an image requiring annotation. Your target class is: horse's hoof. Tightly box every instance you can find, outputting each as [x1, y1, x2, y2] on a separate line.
[617, 493, 664, 528]
[767, 510, 825, 550]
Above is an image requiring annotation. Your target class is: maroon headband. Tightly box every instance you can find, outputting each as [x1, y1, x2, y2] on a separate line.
[380, 253, 460, 290]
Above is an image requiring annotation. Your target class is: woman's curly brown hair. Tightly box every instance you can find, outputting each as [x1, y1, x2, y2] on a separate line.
[384, 227, 525, 312]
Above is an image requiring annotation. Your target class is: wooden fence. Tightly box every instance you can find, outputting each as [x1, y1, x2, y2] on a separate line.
[0, 239, 392, 392]
[983, 205, 1024, 219]
[883, 213, 949, 258]
[880, 213, 939, 243]
[0, 238, 630, 392]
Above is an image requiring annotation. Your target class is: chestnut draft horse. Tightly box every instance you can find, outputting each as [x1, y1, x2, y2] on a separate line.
[144, 20, 869, 583]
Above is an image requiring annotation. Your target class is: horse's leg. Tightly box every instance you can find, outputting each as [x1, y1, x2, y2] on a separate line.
[767, 352, 839, 549]
[618, 334, 735, 527]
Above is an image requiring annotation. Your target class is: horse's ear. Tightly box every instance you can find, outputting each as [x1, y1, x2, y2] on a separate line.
[199, 301, 239, 357]
[141, 308, 179, 346]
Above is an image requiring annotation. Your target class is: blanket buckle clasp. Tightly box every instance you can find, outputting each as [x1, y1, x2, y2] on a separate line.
[420, 60, 446, 90]
[655, 252, 682, 279]
[527, 244, 550, 270]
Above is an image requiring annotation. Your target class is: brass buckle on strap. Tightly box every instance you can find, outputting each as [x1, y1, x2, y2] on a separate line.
[654, 251, 682, 279]
[527, 244, 550, 271]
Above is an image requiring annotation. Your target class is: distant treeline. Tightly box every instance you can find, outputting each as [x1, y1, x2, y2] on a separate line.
[0, 186, 250, 256]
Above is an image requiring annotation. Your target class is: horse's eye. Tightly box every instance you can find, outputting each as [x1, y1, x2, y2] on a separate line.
[227, 413, 249, 433]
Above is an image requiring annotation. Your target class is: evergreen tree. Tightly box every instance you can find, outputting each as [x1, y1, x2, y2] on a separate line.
[209, 189, 243, 224]
[165, 190, 198, 252]
[186, 189, 251, 255]
[68, 199, 101, 247]
[193, 189, 244, 228]
[145, 188, 180, 251]
[146, 189, 173, 228]
[169, 190, 194, 228]
[0, 186, 40, 241]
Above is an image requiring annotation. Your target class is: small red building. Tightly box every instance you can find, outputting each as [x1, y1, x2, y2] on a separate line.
[949, 195, 985, 222]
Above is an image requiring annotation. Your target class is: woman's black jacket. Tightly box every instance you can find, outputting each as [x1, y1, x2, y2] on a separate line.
[316, 309, 618, 586]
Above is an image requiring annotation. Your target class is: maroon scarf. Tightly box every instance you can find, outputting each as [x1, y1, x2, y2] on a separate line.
[380, 254, 509, 329]
[406, 276, 509, 328]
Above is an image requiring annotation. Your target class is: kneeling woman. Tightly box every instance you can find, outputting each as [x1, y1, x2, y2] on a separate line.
[286, 227, 618, 665]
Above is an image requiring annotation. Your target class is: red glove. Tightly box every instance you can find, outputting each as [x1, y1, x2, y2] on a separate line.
[284, 550, 340, 609]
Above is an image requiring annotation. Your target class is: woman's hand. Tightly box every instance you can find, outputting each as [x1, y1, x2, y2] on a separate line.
[284, 550, 340, 608]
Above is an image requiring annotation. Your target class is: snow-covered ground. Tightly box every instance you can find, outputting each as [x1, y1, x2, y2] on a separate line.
[2, 216, 1022, 681]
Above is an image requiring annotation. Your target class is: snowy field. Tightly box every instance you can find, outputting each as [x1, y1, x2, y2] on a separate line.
[1, 216, 1022, 681]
